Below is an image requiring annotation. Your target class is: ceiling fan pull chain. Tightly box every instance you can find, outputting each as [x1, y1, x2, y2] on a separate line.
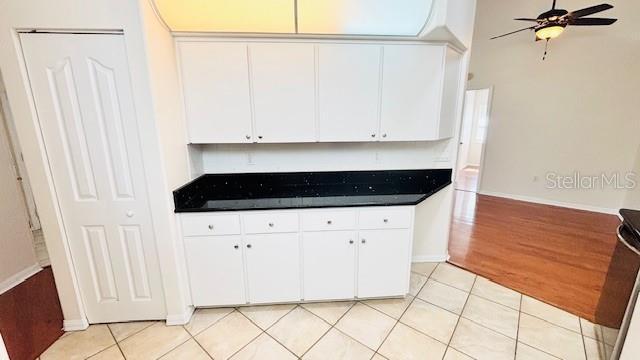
[543, 39, 550, 60]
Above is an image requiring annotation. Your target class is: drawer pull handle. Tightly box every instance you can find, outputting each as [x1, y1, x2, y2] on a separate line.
[268, 222, 274, 227]
[383, 218, 389, 223]
[247, 244, 252, 249]
[349, 240, 354, 244]
[234, 245, 239, 249]
[208, 224, 214, 230]
[361, 239, 366, 244]
[327, 220, 332, 225]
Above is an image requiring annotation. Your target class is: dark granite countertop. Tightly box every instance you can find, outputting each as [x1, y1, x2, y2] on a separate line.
[173, 169, 452, 212]
[620, 209, 640, 244]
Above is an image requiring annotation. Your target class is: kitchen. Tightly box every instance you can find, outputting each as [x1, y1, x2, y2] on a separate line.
[0, 0, 638, 359]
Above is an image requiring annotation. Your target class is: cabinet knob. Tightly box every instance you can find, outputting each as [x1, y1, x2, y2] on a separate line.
[327, 220, 332, 225]
[371, 134, 376, 138]
[382, 134, 387, 138]
[234, 245, 239, 249]
[383, 218, 389, 223]
[349, 240, 354, 244]
[208, 224, 214, 230]
[245, 135, 251, 140]
[361, 239, 366, 244]
[126, 210, 134, 218]
[268, 222, 274, 227]
[247, 244, 252, 248]
[258, 135, 263, 139]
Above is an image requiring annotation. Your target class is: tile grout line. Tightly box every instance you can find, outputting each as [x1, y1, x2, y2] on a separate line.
[444, 275, 478, 360]
[298, 302, 357, 358]
[514, 294, 523, 358]
[227, 306, 299, 359]
[370, 266, 436, 357]
[105, 325, 126, 359]
[579, 314, 588, 360]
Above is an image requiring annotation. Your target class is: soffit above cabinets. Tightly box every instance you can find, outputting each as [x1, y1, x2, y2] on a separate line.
[153, 0, 296, 33]
[297, 0, 434, 36]
[152, 0, 434, 36]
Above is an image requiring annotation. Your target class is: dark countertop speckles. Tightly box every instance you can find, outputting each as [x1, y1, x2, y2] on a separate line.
[173, 169, 452, 212]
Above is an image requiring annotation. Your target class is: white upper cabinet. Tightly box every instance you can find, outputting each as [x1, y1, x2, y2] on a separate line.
[297, 0, 433, 36]
[249, 43, 316, 143]
[178, 42, 253, 143]
[380, 45, 447, 141]
[317, 44, 381, 142]
[177, 39, 462, 144]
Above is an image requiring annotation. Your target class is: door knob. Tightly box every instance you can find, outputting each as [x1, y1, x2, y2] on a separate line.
[126, 210, 134, 218]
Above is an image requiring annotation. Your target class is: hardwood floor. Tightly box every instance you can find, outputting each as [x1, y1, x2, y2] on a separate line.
[0, 267, 64, 360]
[448, 191, 638, 328]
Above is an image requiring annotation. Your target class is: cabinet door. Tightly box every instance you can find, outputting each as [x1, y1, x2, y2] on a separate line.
[317, 44, 381, 142]
[178, 42, 253, 143]
[245, 233, 301, 303]
[380, 45, 445, 141]
[249, 43, 316, 143]
[358, 229, 411, 298]
[303, 231, 356, 300]
[184, 236, 245, 306]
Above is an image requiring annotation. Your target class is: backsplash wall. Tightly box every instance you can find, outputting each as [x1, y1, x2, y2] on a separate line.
[191, 140, 456, 176]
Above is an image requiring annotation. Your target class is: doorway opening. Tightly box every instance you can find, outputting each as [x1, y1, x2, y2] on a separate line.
[455, 88, 492, 193]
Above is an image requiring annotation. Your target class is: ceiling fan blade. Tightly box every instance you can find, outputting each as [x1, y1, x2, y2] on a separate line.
[568, 4, 613, 18]
[569, 17, 617, 25]
[490, 26, 536, 40]
[514, 18, 540, 22]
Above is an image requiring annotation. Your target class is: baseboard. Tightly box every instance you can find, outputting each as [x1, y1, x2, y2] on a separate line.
[477, 191, 618, 215]
[412, 254, 449, 263]
[63, 318, 89, 331]
[166, 306, 194, 326]
[0, 264, 42, 295]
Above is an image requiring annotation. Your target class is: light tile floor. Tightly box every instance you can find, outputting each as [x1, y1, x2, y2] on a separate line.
[39, 263, 619, 360]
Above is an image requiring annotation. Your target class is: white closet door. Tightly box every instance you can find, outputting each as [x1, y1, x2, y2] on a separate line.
[178, 41, 254, 143]
[21, 33, 165, 323]
[317, 44, 381, 142]
[249, 43, 316, 143]
[380, 45, 445, 141]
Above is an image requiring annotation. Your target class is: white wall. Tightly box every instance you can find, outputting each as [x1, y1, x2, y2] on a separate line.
[198, 141, 455, 174]
[469, 0, 640, 213]
[0, 97, 39, 293]
[137, 0, 193, 323]
[0, 0, 190, 327]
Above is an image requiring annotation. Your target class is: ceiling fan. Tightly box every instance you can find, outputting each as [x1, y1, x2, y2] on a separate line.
[490, 1, 617, 59]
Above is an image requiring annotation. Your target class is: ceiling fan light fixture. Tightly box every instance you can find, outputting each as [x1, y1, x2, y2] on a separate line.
[535, 25, 565, 39]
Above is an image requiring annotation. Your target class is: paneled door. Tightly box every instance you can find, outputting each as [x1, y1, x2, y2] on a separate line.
[357, 229, 411, 298]
[20, 33, 165, 323]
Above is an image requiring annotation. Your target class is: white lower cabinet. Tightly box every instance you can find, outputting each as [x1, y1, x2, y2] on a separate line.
[244, 233, 301, 303]
[181, 206, 414, 307]
[357, 229, 412, 298]
[303, 231, 356, 300]
[184, 235, 246, 306]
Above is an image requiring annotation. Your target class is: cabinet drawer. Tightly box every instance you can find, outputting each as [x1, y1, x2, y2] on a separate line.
[243, 212, 299, 234]
[302, 210, 357, 231]
[181, 214, 241, 236]
[359, 208, 412, 230]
